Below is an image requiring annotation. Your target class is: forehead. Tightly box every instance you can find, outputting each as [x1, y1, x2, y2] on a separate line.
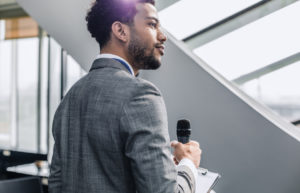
[134, 3, 158, 21]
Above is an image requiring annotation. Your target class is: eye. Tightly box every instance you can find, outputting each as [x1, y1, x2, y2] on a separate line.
[148, 22, 157, 28]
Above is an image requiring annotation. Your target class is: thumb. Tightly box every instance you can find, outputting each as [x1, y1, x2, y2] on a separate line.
[171, 140, 178, 147]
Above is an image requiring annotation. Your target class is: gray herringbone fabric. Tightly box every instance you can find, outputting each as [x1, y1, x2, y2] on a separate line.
[49, 58, 195, 193]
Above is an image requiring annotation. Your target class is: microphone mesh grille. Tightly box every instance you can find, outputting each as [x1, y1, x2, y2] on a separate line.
[177, 119, 190, 130]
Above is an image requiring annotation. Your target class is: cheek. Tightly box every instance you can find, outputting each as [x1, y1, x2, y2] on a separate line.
[133, 28, 157, 48]
[143, 28, 157, 40]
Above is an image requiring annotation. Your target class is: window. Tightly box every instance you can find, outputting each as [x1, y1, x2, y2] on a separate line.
[159, 0, 262, 40]
[194, 2, 300, 80]
[241, 61, 300, 121]
[0, 37, 12, 148]
[0, 16, 86, 154]
[159, 0, 300, 123]
[65, 55, 86, 93]
[17, 37, 39, 152]
[0, 17, 40, 152]
[192, 1, 300, 121]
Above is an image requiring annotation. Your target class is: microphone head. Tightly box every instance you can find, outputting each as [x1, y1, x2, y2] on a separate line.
[177, 119, 190, 130]
[177, 119, 191, 137]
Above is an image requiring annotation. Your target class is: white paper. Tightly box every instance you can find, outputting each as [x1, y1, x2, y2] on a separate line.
[196, 168, 220, 193]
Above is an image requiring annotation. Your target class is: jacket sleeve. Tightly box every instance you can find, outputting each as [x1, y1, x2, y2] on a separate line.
[48, 110, 62, 193]
[48, 142, 62, 193]
[120, 81, 195, 193]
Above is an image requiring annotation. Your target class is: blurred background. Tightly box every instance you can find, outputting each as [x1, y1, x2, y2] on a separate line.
[0, 0, 299, 192]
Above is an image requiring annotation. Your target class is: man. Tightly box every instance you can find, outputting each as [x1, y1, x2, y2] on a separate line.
[49, 0, 201, 192]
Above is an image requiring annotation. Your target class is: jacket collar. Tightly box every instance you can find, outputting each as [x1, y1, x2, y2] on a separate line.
[89, 58, 132, 76]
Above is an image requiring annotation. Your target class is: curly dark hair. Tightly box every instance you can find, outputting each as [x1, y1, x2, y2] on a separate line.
[86, 0, 155, 48]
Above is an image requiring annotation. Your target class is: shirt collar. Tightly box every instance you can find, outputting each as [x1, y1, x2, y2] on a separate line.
[95, 54, 134, 76]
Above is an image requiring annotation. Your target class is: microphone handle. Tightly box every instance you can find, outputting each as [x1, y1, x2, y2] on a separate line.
[178, 136, 189, 144]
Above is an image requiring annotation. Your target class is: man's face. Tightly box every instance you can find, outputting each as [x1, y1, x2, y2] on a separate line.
[128, 3, 167, 70]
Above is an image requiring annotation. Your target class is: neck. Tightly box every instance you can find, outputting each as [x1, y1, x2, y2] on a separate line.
[100, 46, 139, 76]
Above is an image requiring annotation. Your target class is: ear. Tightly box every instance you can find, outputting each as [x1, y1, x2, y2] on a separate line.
[111, 21, 129, 43]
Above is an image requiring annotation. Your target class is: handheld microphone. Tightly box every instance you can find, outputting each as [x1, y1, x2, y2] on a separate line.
[177, 119, 191, 144]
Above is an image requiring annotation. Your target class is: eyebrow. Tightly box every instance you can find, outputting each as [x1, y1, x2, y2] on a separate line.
[145, 16, 159, 23]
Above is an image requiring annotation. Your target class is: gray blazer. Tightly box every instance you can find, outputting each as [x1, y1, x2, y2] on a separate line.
[49, 58, 195, 193]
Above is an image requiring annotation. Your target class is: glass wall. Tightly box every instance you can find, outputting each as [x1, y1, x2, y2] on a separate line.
[40, 34, 49, 153]
[17, 37, 39, 152]
[48, 38, 61, 133]
[0, 16, 86, 154]
[0, 38, 12, 148]
[66, 55, 86, 93]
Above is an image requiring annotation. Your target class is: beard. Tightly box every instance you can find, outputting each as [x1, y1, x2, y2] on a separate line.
[128, 34, 161, 70]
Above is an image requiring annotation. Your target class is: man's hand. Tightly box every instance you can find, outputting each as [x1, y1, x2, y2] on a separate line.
[171, 140, 201, 168]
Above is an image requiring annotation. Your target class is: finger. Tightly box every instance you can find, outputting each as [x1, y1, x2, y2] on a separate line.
[173, 157, 179, 165]
[173, 157, 177, 162]
[189, 140, 200, 147]
[173, 157, 178, 163]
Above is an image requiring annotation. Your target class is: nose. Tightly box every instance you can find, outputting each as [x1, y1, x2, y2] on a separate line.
[158, 28, 167, 43]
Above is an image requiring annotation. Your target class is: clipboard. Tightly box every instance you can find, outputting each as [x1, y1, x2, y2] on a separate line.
[196, 168, 221, 193]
